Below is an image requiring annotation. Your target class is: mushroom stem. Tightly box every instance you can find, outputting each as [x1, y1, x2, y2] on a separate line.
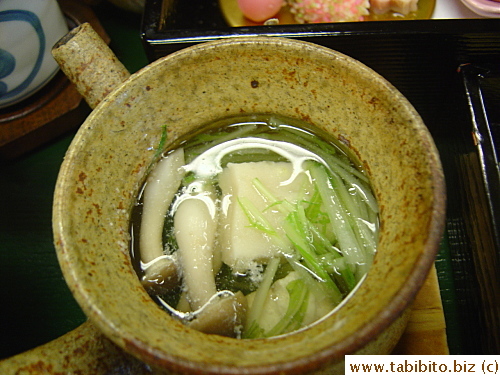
[174, 193, 219, 310]
[140, 148, 185, 288]
[174, 191, 248, 337]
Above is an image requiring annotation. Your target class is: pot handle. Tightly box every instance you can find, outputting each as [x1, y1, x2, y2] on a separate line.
[52, 22, 131, 109]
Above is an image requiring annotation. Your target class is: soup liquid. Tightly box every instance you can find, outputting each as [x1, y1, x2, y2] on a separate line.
[130, 114, 378, 339]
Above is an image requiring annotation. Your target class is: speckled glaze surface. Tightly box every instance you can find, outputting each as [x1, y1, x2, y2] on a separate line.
[52, 22, 130, 109]
[52, 35, 446, 374]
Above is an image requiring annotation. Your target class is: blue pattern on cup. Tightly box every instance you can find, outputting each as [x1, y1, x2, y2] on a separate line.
[0, 10, 45, 101]
[0, 49, 15, 96]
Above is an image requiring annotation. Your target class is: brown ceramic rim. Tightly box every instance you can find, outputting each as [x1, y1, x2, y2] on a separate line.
[54, 37, 446, 374]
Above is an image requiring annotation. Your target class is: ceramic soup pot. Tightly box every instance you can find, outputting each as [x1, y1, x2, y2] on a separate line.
[8, 23, 447, 374]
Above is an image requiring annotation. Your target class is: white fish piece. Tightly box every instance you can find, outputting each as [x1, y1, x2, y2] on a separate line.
[218, 161, 314, 272]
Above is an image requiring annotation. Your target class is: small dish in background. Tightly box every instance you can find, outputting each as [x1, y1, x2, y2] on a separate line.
[219, 0, 436, 26]
[0, 0, 68, 109]
[459, 0, 500, 17]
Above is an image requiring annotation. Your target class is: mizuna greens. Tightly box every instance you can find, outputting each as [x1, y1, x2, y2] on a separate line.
[130, 114, 378, 339]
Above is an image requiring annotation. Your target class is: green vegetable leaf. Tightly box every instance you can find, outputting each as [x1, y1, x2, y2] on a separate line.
[265, 278, 309, 337]
[237, 197, 289, 251]
[244, 257, 281, 338]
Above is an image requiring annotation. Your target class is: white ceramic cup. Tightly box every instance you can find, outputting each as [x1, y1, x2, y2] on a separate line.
[0, 0, 69, 109]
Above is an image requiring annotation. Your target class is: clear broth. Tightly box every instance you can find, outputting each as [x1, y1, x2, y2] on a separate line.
[130, 114, 378, 338]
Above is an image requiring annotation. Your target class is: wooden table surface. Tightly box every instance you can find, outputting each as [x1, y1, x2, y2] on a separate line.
[394, 266, 449, 355]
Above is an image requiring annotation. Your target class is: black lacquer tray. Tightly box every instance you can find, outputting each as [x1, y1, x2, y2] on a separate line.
[141, 2, 500, 354]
